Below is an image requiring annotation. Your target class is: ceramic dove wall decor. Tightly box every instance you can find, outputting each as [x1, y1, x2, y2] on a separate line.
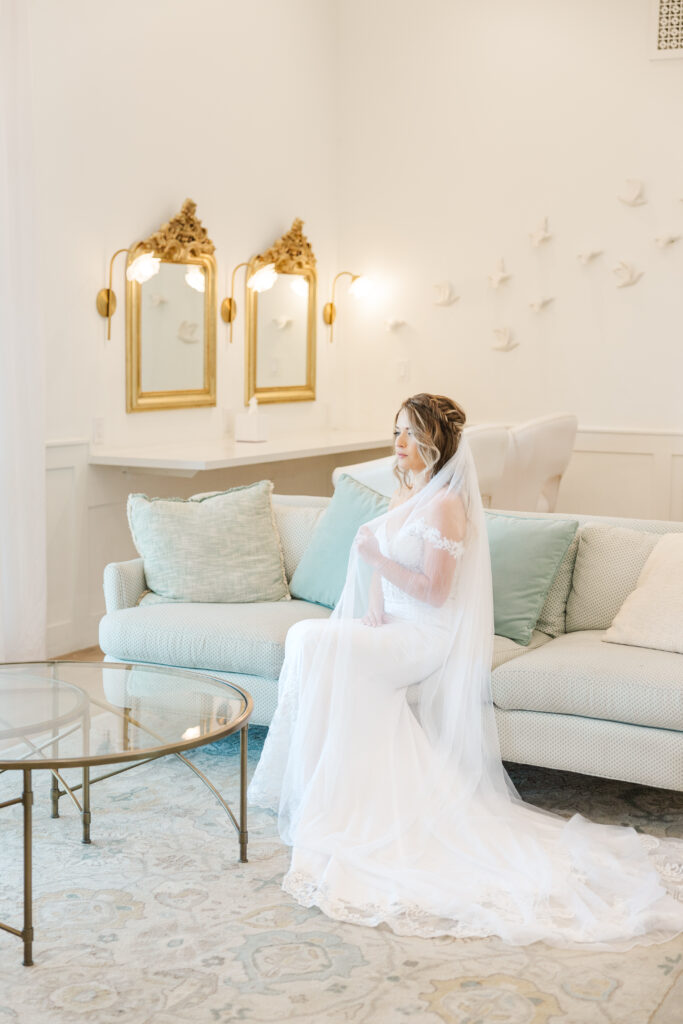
[529, 217, 552, 247]
[384, 319, 406, 332]
[488, 258, 511, 289]
[612, 260, 644, 288]
[577, 249, 603, 265]
[433, 281, 459, 306]
[529, 297, 555, 313]
[654, 234, 681, 248]
[492, 327, 518, 352]
[617, 179, 646, 206]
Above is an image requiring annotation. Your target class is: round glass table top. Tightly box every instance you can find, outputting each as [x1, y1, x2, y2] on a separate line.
[0, 662, 252, 769]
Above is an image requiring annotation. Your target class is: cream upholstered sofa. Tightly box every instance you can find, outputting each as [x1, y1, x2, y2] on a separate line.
[100, 495, 683, 793]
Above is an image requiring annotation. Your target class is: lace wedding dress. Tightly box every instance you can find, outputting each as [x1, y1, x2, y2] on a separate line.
[249, 441, 683, 949]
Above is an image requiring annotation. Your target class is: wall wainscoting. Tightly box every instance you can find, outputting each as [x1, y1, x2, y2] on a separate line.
[46, 430, 683, 657]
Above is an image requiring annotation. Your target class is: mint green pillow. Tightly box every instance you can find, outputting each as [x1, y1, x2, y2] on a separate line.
[289, 474, 390, 608]
[485, 512, 579, 645]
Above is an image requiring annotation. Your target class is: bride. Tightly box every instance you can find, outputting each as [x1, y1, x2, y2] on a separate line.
[249, 393, 683, 948]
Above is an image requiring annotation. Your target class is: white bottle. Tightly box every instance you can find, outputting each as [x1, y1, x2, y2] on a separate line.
[234, 396, 268, 443]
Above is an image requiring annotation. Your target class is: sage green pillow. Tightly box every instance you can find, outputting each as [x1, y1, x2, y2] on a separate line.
[289, 474, 389, 608]
[485, 512, 579, 645]
[127, 480, 289, 603]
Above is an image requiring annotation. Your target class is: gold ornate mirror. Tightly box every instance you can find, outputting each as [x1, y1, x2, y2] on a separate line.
[245, 219, 316, 404]
[126, 199, 217, 412]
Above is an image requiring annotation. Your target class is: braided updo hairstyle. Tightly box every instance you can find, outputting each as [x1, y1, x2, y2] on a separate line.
[394, 393, 467, 486]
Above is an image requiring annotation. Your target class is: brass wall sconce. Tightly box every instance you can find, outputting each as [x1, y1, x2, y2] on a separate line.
[96, 249, 161, 339]
[221, 262, 278, 343]
[323, 271, 369, 343]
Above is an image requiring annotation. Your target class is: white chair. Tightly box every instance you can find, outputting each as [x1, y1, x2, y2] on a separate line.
[491, 414, 578, 513]
[331, 424, 510, 505]
[462, 425, 509, 508]
[332, 455, 395, 497]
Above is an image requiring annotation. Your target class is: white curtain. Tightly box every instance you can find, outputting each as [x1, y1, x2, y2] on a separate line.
[0, 0, 47, 660]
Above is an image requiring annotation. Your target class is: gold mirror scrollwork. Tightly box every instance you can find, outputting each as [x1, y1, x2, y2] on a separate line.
[246, 218, 317, 405]
[126, 199, 217, 412]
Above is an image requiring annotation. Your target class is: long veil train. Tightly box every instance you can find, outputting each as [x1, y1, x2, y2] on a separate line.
[249, 439, 683, 949]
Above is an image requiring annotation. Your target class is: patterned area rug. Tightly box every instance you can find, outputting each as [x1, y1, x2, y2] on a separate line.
[1, 727, 682, 1024]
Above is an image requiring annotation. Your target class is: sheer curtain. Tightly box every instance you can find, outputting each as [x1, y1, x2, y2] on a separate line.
[0, 0, 46, 661]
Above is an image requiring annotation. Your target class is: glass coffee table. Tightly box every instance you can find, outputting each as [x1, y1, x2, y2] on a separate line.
[0, 661, 252, 966]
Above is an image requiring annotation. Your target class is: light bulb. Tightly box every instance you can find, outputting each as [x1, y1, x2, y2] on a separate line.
[126, 252, 161, 284]
[349, 275, 370, 298]
[185, 266, 205, 293]
[248, 263, 278, 293]
[290, 276, 309, 297]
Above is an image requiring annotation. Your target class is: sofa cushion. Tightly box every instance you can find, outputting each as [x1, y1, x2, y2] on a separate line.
[485, 512, 578, 645]
[290, 475, 390, 608]
[492, 630, 683, 730]
[272, 499, 329, 581]
[127, 481, 289, 604]
[492, 629, 552, 670]
[603, 533, 683, 655]
[99, 600, 330, 679]
[567, 524, 665, 632]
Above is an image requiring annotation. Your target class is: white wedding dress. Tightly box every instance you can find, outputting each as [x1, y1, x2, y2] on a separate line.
[249, 441, 683, 949]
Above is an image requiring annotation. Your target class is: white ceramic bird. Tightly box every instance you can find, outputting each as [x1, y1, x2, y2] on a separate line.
[617, 179, 646, 206]
[529, 217, 552, 247]
[612, 261, 644, 288]
[148, 293, 168, 306]
[577, 249, 603, 265]
[272, 315, 293, 330]
[529, 297, 555, 313]
[433, 281, 459, 306]
[655, 234, 681, 248]
[488, 258, 511, 289]
[492, 327, 519, 352]
[178, 321, 200, 343]
[384, 319, 406, 332]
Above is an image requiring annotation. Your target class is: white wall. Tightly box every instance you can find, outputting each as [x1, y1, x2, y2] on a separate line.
[335, 0, 683, 433]
[29, 0, 341, 447]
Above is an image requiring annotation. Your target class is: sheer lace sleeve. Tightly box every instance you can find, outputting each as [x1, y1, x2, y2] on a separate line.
[406, 517, 465, 560]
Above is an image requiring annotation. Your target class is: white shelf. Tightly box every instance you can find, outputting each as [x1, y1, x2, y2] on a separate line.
[88, 430, 392, 474]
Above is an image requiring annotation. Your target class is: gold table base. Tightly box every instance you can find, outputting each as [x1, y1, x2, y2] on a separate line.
[0, 726, 248, 966]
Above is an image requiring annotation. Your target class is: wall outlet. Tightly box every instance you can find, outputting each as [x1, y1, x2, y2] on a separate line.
[92, 417, 105, 445]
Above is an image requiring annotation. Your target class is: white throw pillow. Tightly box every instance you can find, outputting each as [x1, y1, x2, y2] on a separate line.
[603, 534, 683, 655]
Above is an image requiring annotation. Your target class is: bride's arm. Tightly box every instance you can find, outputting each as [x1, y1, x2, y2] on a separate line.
[362, 571, 386, 626]
[356, 494, 466, 607]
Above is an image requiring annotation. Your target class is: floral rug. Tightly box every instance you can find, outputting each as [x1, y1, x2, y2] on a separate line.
[0, 727, 681, 1024]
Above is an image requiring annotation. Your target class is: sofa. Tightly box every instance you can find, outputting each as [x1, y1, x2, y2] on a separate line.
[100, 494, 683, 793]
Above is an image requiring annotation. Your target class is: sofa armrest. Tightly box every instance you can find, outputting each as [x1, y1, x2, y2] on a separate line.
[103, 559, 147, 612]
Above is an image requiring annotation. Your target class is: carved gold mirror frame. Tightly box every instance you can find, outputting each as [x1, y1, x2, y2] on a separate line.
[245, 219, 316, 405]
[126, 199, 217, 412]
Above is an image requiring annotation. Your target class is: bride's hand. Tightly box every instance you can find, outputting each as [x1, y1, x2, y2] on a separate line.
[362, 608, 387, 627]
[355, 525, 382, 566]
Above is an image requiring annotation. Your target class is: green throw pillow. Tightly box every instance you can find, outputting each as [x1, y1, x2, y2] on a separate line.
[127, 480, 289, 603]
[485, 512, 579, 645]
[290, 474, 390, 608]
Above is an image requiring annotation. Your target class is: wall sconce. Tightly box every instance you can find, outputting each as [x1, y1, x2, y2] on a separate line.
[220, 262, 278, 343]
[96, 249, 161, 339]
[323, 271, 369, 343]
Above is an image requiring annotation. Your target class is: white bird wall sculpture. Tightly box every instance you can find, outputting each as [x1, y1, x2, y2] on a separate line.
[655, 234, 681, 248]
[617, 179, 646, 206]
[488, 258, 511, 289]
[433, 281, 459, 306]
[529, 297, 555, 313]
[612, 260, 644, 288]
[577, 249, 603, 265]
[492, 327, 518, 352]
[529, 217, 552, 247]
[272, 315, 293, 330]
[178, 321, 200, 343]
[384, 319, 406, 332]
